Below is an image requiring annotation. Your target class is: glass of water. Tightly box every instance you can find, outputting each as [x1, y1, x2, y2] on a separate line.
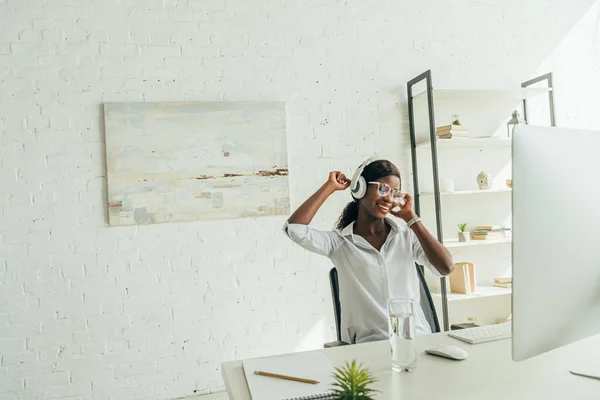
[387, 297, 417, 372]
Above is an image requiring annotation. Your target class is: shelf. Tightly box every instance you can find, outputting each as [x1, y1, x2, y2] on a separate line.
[443, 237, 511, 248]
[420, 188, 512, 196]
[407, 71, 555, 330]
[416, 137, 512, 149]
[413, 88, 552, 102]
[432, 286, 511, 302]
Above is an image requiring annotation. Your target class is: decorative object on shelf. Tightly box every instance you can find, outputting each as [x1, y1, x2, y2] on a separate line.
[472, 225, 511, 240]
[506, 110, 526, 137]
[451, 317, 479, 331]
[449, 262, 476, 294]
[477, 171, 491, 190]
[494, 276, 512, 288]
[457, 223, 469, 242]
[331, 359, 377, 400]
[505, 179, 512, 188]
[452, 114, 461, 126]
[497, 313, 512, 324]
[471, 230, 487, 240]
[440, 178, 454, 192]
[436, 124, 468, 139]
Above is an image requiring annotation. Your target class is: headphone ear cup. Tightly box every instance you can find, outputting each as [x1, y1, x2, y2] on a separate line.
[351, 176, 367, 199]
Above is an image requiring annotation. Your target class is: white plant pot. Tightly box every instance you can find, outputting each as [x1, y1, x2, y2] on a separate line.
[458, 232, 470, 242]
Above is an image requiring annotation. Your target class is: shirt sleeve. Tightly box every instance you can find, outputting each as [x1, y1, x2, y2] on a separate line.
[283, 221, 339, 258]
[410, 229, 443, 278]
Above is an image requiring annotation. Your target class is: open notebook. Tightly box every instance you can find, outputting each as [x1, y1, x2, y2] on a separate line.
[242, 352, 337, 400]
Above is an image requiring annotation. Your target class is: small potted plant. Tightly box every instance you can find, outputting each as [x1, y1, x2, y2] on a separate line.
[452, 113, 462, 126]
[457, 223, 469, 242]
[331, 360, 377, 400]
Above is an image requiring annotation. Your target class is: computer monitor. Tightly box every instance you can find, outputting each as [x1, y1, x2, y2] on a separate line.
[512, 125, 600, 365]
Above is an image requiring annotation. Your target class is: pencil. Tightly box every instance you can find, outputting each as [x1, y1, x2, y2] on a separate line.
[254, 370, 319, 384]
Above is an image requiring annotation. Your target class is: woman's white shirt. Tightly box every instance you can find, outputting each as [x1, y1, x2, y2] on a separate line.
[283, 218, 441, 344]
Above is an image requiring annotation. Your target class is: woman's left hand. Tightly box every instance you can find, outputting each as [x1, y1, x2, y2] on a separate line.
[389, 193, 417, 223]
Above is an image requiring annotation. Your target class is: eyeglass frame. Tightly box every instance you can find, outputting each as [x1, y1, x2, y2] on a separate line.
[367, 181, 404, 202]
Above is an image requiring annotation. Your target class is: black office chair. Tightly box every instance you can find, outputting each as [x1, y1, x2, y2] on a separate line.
[324, 268, 345, 348]
[416, 264, 441, 333]
[323, 264, 440, 348]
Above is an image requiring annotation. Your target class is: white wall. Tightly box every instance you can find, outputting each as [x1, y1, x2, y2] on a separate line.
[0, 0, 596, 399]
[535, 1, 600, 130]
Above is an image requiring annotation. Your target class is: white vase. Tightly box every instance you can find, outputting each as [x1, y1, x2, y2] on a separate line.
[477, 171, 491, 190]
[458, 232, 470, 242]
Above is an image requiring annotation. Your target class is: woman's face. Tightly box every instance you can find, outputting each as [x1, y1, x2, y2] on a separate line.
[360, 174, 401, 219]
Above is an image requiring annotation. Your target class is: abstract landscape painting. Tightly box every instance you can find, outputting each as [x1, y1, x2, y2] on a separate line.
[103, 102, 289, 226]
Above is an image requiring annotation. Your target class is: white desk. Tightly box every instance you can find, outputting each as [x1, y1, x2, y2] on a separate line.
[222, 332, 600, 399]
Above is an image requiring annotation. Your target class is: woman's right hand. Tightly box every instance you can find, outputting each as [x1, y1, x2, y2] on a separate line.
[287, 171, 351, 225]
[327, 171, 351, 191]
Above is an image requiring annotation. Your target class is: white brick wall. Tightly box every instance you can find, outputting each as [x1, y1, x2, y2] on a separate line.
[0, 0, 597, 399]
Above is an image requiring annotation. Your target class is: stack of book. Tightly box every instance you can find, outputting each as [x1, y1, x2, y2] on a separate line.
[494, 276, 512, 288]
[471, 225, 511, 240]
[436, 124, 469, 139]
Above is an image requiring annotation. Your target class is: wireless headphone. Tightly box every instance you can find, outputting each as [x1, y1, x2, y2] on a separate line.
[350, 156, 381, 200]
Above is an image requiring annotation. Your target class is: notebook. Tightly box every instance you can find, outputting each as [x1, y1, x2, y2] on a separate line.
[242, 352, 337, 400]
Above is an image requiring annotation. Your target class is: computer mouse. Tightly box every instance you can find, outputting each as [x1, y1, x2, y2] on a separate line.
[425, 344, 468, 360]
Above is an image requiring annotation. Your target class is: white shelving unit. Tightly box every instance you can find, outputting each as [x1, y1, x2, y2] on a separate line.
[407, 71, 557, 331]
[407, 71, 556, 330]
[419, 188, 512, 196]
[431, 286, 511, 302]
[416, 137, 512, 149]
[413, 108, 515, 327]
[443, 237, 511, 248]
[412, 88, 552, 103]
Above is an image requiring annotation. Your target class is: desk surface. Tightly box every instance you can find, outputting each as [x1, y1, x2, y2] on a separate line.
[222, 332, 600, 400]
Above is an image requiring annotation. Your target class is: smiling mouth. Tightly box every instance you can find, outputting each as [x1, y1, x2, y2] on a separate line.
[377, 204, 390, 213]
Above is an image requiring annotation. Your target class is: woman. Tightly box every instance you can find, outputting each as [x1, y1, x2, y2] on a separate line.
[283, 157, 454, 344]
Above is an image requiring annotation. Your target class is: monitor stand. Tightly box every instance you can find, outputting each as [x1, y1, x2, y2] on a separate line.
[570, 359, 600, 380]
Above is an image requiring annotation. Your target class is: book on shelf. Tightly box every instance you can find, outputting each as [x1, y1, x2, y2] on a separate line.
[437, 124, 468, 132]
[449, 262, 476, 294]
[437, 133, 469, 139]
[471, 229, 509, 240]
[471, 230, 487, 240]
[475, 225, 510, 232]
[471, 231, 502, 240]
[436, 124, 469, 139]
[486, 231, 508, 239]
[436, 131, 469, 138]
[493, 282, 512, 288]
[494, 277, 512, 284]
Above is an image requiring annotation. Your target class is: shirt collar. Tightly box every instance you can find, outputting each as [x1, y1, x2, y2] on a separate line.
[337, 218, 399, 238]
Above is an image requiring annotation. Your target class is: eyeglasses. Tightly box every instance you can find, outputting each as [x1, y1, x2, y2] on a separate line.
[368, 182, 403, 202]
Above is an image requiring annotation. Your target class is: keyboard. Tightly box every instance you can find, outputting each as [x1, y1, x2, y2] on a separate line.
[448, 322, 512, 344]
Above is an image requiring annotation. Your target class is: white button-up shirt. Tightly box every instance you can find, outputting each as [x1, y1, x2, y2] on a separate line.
[284, 218, 441, 344]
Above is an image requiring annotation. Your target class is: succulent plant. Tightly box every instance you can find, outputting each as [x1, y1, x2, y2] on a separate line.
[330, 360, 377, 400]
[452, 113, 462, 125]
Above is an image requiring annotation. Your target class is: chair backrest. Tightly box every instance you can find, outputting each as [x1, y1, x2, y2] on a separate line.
[329, 268, 342, 342]
[415, 263, 441, 333]
[328, 264, 440, 342]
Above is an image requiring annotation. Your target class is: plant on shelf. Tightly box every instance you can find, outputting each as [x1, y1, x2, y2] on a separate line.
[452, 113, 462, 126]
[331, 359, 378, 400]
[457, 223, 469, 242]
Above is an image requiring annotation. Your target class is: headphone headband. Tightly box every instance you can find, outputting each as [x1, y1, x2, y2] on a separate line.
[350, 155, 381, 199]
